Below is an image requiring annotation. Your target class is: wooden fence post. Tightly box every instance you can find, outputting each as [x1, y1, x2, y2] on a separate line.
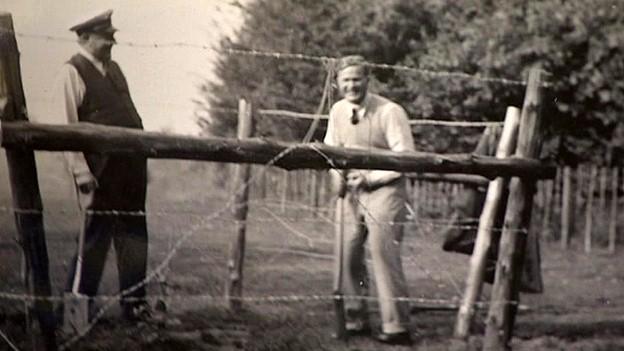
[599, 166, 607, 214]
[311, 170, 319, 217]
[552, 167, 562, 239]
[584, 166, 597, 254]
[483, 67, 546, 350]
[453, 106, 521, 339]
[413, 179, 421, 220]
[541, 178, 553, 240]
[574, 165, 585, 247]
[259, 165, 267, 199]
[0, 12, 57, 350]
[608, 167, 618, 254]
[560, 166, 573, 249]
[280, 170, 289, 213]
[226, 99, 254, 310]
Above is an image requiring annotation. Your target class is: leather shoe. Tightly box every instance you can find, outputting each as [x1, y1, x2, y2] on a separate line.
[331, 325, 371, 339]
[374, 331, 413, 346]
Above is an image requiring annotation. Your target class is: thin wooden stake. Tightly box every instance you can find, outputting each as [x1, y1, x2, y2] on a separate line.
[552, 166, 562, 239]
[226, 99, 254, 311]
[413, 180, 420, 220]
[574, 165, 586, 248]
[560, 166, 572, 249]
[584, 166, 597, 254]
[454, 107, 521, 339]
[599, 166, 607, 213]
[280, 170, 289, 213]
[608, 167, 618, 254]
[541, 179, 553, 240]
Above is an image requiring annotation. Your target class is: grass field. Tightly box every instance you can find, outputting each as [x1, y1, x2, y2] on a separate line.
[1, 155, 624, 350]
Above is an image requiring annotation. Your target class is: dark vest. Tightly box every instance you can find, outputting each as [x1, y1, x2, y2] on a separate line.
[69, 54, 147, 211]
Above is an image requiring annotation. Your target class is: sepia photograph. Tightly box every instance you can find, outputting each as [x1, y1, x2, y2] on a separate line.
[1, 0, 624, 350]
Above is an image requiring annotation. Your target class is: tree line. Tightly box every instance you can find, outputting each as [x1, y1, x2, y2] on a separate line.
[196, 0, 624, 165]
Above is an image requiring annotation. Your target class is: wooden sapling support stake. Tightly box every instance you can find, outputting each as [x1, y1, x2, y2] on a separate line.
[225, 99, 254, 311]
[560, 166, 572, 249]
[572, 165, 585, 249]
[453, 106, 521, 339]
[608, 167, 618, 254]
[483, 67, 546, 350]
[584, 166, 597, 254]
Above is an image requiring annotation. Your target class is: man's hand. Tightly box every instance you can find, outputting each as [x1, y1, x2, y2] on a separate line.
[329, 170, 348, 198]
[346, 172, 368, 192]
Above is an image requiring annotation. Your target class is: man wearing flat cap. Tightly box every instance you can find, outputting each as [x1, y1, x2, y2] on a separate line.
[53, 9, 151, 322]
[324, 55, 415, 345]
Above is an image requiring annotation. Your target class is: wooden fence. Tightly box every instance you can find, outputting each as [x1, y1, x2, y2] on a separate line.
[0, 12, 553, 350]
[536, 165, 622, 253]
[249, 164, 622, 255]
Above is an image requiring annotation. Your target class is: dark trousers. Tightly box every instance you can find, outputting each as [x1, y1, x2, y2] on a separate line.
[65, 213, 148, 309]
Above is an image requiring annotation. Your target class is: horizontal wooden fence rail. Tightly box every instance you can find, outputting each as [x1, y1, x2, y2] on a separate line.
[0, 121, 556, 179]
[407, 172, 489, 186]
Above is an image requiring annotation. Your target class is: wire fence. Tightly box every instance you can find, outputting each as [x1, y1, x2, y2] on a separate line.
[3, 28, 540, 89]
[0, 20, 616, 351]
[1, 158, 622, 350]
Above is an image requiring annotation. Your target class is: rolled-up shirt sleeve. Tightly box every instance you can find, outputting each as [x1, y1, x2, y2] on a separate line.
[51, 64, 92, 180]
[365, 104, 415, 186]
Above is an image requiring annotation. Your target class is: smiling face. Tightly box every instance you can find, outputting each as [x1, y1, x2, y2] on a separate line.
[336, 65, 369, 105]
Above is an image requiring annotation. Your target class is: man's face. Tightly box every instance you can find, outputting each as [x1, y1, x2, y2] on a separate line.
[337, 65, 368, 104]
[86, 32, 115, 62]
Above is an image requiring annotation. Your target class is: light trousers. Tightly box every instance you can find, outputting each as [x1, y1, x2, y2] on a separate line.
[334, 180, 410, 333]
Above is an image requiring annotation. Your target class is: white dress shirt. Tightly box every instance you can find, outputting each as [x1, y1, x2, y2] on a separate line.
[52, 47, 107, 183]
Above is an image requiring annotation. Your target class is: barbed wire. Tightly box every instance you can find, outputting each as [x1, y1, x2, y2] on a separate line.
[0, 205, 528, 234]
[4, 29, 535, 87]
[204, 107, 504, 127]
[0, 125, 527, 348]
[0, 328, 20, 351]
[52, 144, 306, 349]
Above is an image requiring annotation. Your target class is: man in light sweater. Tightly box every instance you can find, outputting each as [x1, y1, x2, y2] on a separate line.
[324, 55, 414, 346]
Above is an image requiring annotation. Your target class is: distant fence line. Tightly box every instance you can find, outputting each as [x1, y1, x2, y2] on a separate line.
[246, 164, 621, 254]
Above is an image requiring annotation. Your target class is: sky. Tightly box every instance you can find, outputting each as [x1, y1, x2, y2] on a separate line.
[0, 0, 245, 135]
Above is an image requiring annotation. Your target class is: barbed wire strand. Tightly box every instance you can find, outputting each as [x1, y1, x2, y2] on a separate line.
[207, 107, 505, 127]
[4, 29, 534, 87]
[0, 328, 21, 351]
[0, 204, 527, 235]
[52, 144, 304, 349]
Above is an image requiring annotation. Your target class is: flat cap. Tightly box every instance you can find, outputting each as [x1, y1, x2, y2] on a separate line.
[336, 55, 369, 73]
[69, 9, 117, 35]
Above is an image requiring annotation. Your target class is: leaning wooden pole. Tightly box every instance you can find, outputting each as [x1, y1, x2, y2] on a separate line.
[483, 67, 546, 350]
[225, 99, 254, 311]
[453, 107, 521, 340]
[0, 13, 57, 351]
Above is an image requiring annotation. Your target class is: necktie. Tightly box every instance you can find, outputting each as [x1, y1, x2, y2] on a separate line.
[351, 108, 359, 125]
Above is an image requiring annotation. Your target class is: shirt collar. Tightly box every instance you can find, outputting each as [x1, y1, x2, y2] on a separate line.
[78, 46, 107, 76]
[345, 93, 370, 119]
